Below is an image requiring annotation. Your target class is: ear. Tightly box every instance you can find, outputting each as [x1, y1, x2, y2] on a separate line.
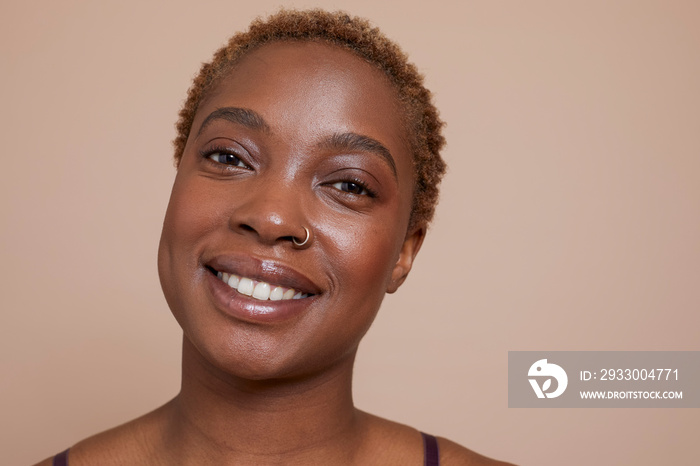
[387, 223, 426, 293]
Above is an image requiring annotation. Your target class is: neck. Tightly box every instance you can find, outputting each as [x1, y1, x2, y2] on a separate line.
[162, 336, 364, 464]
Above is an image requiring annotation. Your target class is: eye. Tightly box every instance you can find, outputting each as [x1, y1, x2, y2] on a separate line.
[208, 152, 249, 169]
[332, 181, 371, 196]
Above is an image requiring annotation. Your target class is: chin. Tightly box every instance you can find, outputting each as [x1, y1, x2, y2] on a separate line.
[184, 324, 358, 386]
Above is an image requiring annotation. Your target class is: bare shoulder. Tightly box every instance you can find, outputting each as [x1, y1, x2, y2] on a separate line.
[437, 436, 518, 466]
[36, 402, 170, 466]
[31, 425, 136, 466]
[358, 411, 516, 465]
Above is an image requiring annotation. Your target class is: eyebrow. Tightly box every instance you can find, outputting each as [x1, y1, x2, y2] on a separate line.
[197, 107, 271, 136]
[319, 132, 397, 178]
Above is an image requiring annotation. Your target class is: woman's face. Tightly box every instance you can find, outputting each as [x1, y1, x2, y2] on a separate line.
[158, 41, 424, 380]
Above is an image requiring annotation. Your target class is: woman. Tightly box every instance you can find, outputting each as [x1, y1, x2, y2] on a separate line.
[38, 9, 513, 465]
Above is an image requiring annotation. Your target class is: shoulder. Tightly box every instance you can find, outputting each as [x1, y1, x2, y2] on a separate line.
[358, 411, 516, 465]
[36, 404, 169, 466]
[437, 436, 518, 466]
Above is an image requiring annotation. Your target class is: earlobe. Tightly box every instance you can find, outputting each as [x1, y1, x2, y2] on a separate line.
[387, 224, 426, 293]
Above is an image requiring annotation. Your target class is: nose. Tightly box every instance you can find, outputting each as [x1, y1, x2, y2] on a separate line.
[229, 177, 309, 248]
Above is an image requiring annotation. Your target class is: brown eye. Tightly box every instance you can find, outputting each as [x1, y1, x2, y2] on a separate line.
[332, 181, 368, 196]
[208, 152, 249, 168]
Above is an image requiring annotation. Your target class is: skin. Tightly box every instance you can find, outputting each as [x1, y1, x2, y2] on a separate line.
[36, 41, 514, 465]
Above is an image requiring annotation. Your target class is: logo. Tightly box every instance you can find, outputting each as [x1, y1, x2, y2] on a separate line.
[528, 359, 568, 398]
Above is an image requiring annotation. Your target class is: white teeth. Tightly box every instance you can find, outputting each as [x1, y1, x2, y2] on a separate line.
[237, 277, 254, 296]
[215, 271, 310, 301]
[252, 282, 271, 300]
[270, 287, 285, 301]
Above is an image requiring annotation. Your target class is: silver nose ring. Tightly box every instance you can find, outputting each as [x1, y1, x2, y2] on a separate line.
[292, 226, 311, 247]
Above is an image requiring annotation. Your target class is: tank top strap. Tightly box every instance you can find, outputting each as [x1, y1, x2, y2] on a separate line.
[52, 449, 69, 466]
[420, 432, 440, 466]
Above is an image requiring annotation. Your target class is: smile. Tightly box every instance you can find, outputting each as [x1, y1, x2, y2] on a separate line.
[214, 270, 310, 301]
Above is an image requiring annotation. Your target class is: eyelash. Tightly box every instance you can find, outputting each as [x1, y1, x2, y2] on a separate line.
[330, 177, 376, 198]
[199, 145, 251, 170]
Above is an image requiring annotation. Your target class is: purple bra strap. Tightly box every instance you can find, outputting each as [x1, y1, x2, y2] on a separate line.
[52, 449, 69, 466]
[421, 432, 440, 466]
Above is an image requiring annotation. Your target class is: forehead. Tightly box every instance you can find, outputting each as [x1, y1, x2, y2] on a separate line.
[207, 40, 402, 114]
[193, 41, 413, 172]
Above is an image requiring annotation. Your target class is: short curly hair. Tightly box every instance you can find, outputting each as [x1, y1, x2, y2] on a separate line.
[174, 9, 446, 229]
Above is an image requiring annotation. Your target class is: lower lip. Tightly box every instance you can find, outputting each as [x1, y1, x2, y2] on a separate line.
[205, 271, 315, 324]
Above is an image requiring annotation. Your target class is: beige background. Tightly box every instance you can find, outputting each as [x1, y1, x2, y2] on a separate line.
[2, 1, 699, 465]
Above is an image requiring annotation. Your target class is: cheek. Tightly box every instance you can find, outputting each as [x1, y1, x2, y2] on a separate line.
[158, 176, 218, 294]
[158, 176, 230, 343]
[162, 177, 218, 248]
[311, 219, 403, 357]
[318, 214, 404, 298]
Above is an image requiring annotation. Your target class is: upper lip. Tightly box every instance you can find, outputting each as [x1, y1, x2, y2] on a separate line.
[204, 253, 322, 295]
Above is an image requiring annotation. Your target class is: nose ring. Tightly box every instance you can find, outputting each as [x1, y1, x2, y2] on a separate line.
[292, 226, 311, 247]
